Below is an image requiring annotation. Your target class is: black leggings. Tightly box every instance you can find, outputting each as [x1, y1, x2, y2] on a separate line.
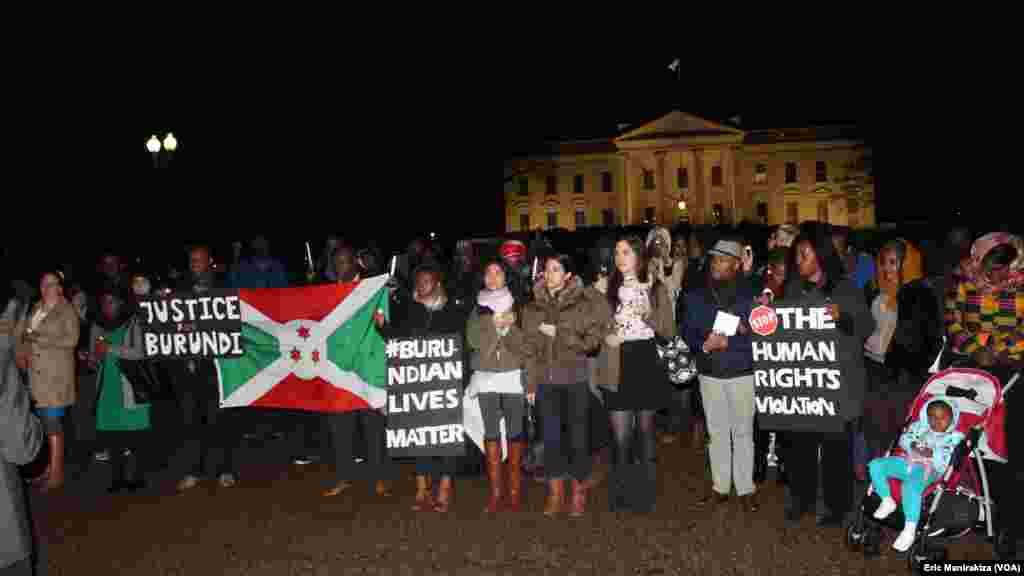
[609, 410, 657, 469]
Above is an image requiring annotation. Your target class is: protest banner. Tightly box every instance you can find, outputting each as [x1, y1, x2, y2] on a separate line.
[137, 289, 244, 359]
[750, 301, 847, 432]
[385, 334, 466, 458]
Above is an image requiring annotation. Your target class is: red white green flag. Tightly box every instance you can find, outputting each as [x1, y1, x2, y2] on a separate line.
[216, 275, 389, 412]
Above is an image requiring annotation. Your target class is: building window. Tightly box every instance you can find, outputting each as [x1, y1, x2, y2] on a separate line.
[816, 161, 828, 183]
[677, 168, 689, 189]
[546, 176, 557, 195]
[644, 207, 656, 223]
[817, 199, 829, 222]
[712, 204, 724, 224]
[574, 175, 584, 195]
[785, 162, 798, 184]
[642, 170, 655, 190]
[786, 202, 798, 224]
[756, 202, 768, 224]
[575, 209, 586, 228]
[519, 213, 530, 231]
[518, 178, 528, 197]
[602, 209, 614, 227]
[547, 210, 558, 229]
[754, 164, 768, 184]
[602, 172, 613, 193]
[848, 198, 860, 229]
[711, 166, 723, 187]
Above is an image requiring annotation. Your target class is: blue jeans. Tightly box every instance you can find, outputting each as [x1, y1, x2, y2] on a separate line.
[539, 383, 590, 482]
[869, 456, 940, 523]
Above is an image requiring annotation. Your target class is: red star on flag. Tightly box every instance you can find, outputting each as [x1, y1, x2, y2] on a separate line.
[290, 348, 301, 362]
[297, 326, 311, 340]
[311, 350, 321, 363]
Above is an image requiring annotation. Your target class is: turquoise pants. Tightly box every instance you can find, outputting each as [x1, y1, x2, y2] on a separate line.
[868, 456, 940, 523]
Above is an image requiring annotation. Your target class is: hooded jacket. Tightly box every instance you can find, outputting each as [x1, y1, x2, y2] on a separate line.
[0, 348, 43, 568]
[897, 396, 965, 475]
[522, 281, 608, 393]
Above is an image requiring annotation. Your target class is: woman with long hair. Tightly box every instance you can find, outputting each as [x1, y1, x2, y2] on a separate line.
[523, 253, 607, 516]
[465, 259, 527, 512]
[781, 223, 873, 528]
[598, 235, 676, 513]
[14, 271, 81, 492]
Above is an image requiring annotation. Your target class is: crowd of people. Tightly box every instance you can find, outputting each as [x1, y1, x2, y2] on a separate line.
[1, 223, 1022, 572]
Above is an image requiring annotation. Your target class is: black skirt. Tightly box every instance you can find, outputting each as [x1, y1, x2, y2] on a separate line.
[603, 339, 670, 411]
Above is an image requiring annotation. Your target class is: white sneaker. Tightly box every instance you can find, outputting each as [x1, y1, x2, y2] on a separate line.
[94, 451, 110, 462]
[893, 523, 918, 552]
[874, 497, 898, 519]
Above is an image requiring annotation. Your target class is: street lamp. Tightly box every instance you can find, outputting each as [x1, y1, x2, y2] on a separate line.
[147, 132, 179, 167]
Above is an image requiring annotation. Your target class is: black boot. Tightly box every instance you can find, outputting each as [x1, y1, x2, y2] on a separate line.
[632, 461, 656, 514]
[109, 449, 144, 494]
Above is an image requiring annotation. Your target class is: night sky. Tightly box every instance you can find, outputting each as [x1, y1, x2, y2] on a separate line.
[5, 51, 1014, 271]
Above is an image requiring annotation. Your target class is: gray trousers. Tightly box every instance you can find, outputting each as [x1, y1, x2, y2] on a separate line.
[699, 375, 756, 497]
[479, 393, 525, 440]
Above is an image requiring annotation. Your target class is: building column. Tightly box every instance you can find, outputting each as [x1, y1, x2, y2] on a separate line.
[623, 153, 633, 225]
[690, 149, 705, 225]
[656, 151, 668, 226]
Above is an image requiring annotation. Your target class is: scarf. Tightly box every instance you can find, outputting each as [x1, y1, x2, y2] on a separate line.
[968, 232, 1021, 293]
[477, 287, 514, 315]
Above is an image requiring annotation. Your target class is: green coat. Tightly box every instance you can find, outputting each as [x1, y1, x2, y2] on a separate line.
[95, 322, 150, 432]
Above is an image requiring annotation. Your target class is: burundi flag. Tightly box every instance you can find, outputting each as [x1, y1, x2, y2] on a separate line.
[216, 274, 390, 412]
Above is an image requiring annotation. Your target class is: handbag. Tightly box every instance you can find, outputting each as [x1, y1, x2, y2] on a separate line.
[115, 318, 163, 404]
[656, 335, 698, 388]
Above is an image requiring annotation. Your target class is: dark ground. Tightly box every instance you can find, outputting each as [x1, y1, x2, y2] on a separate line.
[25, 421, 1014, 575]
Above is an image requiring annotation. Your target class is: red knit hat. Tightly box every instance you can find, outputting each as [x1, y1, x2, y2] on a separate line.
[499, 240, 526, 263]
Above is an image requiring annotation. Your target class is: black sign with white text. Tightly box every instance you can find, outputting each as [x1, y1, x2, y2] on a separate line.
[750, 299, 847, 433]
[385, 334, 465, 458]
[137, 289, 244, 359]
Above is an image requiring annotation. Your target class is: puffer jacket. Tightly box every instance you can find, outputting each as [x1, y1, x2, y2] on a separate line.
[466, 307, 525, 373]
[522, 282, 608, 394]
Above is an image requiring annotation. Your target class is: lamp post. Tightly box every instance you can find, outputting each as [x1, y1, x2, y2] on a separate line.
[146, 132, 179, 168]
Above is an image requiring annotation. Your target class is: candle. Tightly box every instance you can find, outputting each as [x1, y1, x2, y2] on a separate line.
[305, 242, 313, 269]
[389, 255, 397, 277]
[532, 257, 538, 282]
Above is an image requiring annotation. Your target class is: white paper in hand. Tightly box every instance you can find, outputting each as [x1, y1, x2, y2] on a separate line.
[713, 311, 741, 336]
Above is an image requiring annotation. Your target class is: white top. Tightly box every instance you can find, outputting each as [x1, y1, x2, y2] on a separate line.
[614, 281, 655, 342]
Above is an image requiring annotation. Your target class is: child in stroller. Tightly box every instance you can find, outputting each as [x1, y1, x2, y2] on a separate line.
[868, 396, 965, 552]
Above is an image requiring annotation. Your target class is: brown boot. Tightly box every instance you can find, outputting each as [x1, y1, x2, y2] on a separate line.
[42, 433, 65, 492]
[543, 479, 564, 517]
[504, 441, 524, 512]
[411, 475, 433, 511]
[692, 419, 706, 452]
[569, 478, 588, 517]
[585, 448, 607, 489]
[374, 479, 392, 497]
[484, 440, 502, 513]
[433, 476, 453, 513]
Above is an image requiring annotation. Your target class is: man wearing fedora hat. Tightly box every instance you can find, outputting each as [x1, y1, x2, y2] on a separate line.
[683, 237, 759, 512]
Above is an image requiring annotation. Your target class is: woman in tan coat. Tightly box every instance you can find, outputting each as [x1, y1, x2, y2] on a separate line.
[14, 271, 80, 491]
[594, 235, 676, 514]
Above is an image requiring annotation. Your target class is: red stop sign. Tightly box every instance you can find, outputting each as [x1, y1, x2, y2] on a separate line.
[749, 305, 778, 337]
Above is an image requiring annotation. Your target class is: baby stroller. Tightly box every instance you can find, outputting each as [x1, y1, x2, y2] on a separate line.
[846, 368, 1007, 572]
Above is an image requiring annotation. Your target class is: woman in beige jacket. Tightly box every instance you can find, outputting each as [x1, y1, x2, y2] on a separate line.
[14, 271, 80, 491]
